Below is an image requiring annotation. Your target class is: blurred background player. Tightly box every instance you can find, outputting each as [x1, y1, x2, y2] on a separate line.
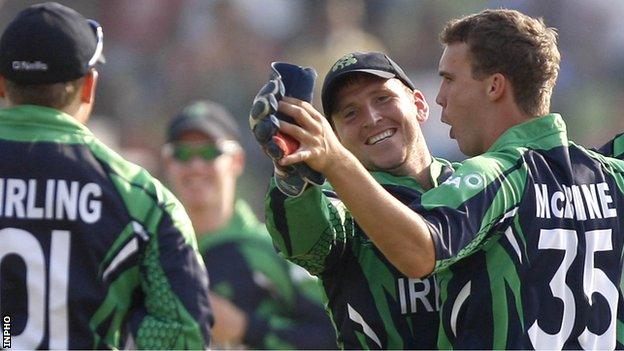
[162, 100, 336, 349]
[0, 2, 212, 349]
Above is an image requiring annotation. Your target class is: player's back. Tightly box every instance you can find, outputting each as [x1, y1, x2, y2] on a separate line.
[514, 140, 624, 349]
[0, 105, 212, 349]
[425, 114, 624, 350]
[442, 137, 624, 349]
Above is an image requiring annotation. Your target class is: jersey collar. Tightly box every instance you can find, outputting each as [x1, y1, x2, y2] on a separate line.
[370, 157, 455, 192]
[0, 104, 93, 142]
[487, 113, 567, 153]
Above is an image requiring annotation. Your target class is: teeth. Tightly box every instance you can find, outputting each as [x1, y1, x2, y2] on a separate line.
[367, 129, 395, 145]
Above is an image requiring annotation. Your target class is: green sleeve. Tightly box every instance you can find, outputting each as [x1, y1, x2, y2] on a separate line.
[419, 152, 528, 273]
[598, 132, 624, 159]
[96, 141, 212, 349]
[265, 176, 353, 275]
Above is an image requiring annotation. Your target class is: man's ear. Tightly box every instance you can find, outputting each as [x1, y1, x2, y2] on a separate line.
[0, 75, 6, 99]
[413, 90, 429, 122]
[231, 148, 245, 177]
[81, 70, 98, 103]
[486, 73, 506, 102]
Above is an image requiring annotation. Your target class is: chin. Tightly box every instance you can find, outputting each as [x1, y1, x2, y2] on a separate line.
[370, 158, 406, 173]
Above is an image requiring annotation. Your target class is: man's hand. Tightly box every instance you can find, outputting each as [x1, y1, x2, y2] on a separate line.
[276, 96, 350, 176]
[250, 62, 326, 197]
[209, 292, 248, 347]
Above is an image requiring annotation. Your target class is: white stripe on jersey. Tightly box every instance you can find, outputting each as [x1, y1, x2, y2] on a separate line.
[451, 281, 471, 337]
[103, 237, 138, 281]
[347, 303, 382, 348]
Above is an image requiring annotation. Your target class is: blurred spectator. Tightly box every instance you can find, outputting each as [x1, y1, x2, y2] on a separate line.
[161, 100, 336, 349]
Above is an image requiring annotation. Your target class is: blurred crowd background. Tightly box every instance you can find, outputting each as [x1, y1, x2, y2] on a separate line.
[1, 0, 623, 215]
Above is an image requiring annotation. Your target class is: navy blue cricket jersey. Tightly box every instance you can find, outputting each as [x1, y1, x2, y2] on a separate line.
[0, 105, 212, 349]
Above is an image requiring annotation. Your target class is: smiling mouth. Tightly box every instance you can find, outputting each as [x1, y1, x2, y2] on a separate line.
[366, 129, 396, 145]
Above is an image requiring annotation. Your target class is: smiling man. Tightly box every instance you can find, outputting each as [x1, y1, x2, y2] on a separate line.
[272, 9, 624, 350]
[263, 52, 454, 349]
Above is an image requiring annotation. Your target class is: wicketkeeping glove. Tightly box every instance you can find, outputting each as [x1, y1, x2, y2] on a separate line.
[250, 62, 326, 197]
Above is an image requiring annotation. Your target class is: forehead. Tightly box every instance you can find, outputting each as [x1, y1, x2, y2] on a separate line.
[439, 42, 471, 71]
[334, 75, 404, 105]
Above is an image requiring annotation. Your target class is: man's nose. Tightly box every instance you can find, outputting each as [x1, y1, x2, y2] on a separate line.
[363, 107, 382, 127]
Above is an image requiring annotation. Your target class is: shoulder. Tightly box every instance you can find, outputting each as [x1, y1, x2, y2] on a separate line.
[424, 151, 528, 208]
[88, 137, 193, 240]
[88, 137, 178, 206]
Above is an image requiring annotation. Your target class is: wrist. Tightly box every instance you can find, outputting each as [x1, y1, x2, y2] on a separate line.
[324, 147, 361, 180]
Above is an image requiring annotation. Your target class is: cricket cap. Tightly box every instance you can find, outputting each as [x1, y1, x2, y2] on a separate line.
[0, 2, 105, 84]
[321, 51, 415, 117]
[167, 100, 241, 143]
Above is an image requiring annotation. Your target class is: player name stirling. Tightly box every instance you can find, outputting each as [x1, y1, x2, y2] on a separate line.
[0, 178, 102, 222]
[534, 182, 617, 220]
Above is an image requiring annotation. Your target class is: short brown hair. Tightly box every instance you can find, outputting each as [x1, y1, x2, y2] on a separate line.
[4, 77, 84, 110]
[440, 9, 560, 116]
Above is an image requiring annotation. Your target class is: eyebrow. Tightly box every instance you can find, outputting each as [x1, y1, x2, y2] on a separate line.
[438, 70, 453, 78]
[336, 85, 395, 111]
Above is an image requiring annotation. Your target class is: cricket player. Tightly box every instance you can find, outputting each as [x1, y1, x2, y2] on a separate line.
[271, 9, 624, 350]
[256, 51, 450, 349]
[0, 3, 212, 349]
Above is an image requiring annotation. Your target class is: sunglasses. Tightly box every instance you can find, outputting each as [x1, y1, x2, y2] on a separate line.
[87, 19, 105, 68]
[164, 140, 239, 163]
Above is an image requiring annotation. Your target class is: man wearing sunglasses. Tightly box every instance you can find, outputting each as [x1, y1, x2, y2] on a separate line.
[0, 3, 212, 349]
[162, 100, 336, 349]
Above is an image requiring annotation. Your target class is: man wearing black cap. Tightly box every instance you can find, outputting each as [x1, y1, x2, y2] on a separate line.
[0, 3, 212, 349]
[162, 100, 336, 349]
[260, 51, 452, 349]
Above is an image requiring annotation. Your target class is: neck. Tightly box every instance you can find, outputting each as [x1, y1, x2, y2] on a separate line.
[481, 104, 532, 153]
[188, 202, 235, 236]
[397, 137, 434, 190]
[406, 152, 434, 190]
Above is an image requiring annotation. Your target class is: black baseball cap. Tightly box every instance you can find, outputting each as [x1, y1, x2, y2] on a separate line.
[0, 2, 105, 85]
[167, 100, 241, 143]
[321, 51, 415, 117]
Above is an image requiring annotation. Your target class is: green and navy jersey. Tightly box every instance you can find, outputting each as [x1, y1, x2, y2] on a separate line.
[265, 158, 454, 349]
[0, 105, 212, 349]
[197, 200, 336, 349]
[599, 132, 624, 159]
[413, 114, 624, 349]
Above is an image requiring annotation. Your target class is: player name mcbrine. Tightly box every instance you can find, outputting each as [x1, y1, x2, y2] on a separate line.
[0, 177, 102, 222]
[534, 182, 617, 220]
